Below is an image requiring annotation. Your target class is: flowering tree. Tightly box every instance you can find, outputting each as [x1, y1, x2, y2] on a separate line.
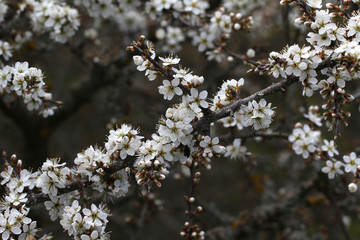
[0, 0, 360, 239]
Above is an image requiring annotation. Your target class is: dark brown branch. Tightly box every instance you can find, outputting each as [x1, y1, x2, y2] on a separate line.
[339, 0, 351, 19]
[48, 56, 128, 127]
[192, 76, 299, 132]
[294, 0, 315, 22]
[26, 157, 135, 206]
[219, 131, 290, 141]
[183, 163, 202, 239]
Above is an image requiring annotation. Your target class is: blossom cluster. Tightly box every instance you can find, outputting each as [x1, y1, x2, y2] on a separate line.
[213, 79, 275, 130]
[269, 44, 323, 97]
[240, 99, 275, 130]
[17, 125, 140, 236]
[224, 138, 250, 160]
[36, 159, 72, 196]
[269, 8, 360, 100]
[132, 41, 231, 178]
[27, 0, 80, 43]
[74, 124, 143, 197]
[0, 62, 58, 117]
[74, 0, 146, 34]
[288, 123, 321, 159]
[152, 0, 254, 61]
[133, 46, 203, 178]
[321, 152, 360, 184]
[0, 160, 39, 240]
[287, 121, 360, 192]
[60, 201, 109, 240]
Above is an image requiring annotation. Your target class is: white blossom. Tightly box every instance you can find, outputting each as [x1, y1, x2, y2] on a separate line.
[322, 160, 343, 179]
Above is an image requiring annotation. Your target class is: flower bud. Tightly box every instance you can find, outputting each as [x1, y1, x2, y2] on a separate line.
[294, 17, 303, 25]
[138, 161, 145, 168]
[246, 48, 255, 58]
[133, 56, 144, 66]
[326, 3, 333, 9]
[348, 183, 358, 193]
[139, 35, 146, 42]
[137, 178, 144, 185]
[336, 88, 345, 94]
[234, 23, 241, 30]
[44, 93, 52, 100]
[155, 29, 166, 40]
[11, 154, 17, 162]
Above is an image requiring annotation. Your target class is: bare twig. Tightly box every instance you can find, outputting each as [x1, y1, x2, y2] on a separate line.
[322, 177, 353, 240]
[219, 131, 290, 141]
[132, 199, 149, 240]
[339, 0, 351, 19]
[294, 0, 315, 21]
[332, 86, 341, 142]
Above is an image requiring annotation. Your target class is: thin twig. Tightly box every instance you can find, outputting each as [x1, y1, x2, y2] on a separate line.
[219, 131, 290, 141]
[322, 177, 353, 240]
[133, 200, 149, 240]
[339, 0, 351, 19]
[332, 86, 341, 143]
[294, 0, 315, 21]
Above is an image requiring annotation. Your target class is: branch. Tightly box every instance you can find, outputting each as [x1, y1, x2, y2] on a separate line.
[26, 157, 135, 206]
[339, 0, 351, 19]
[219, 131, 290, 141]
[192, 77, 299, 132]
[294, 0, 315, 21]
[332, 86, 341, 142]
[48, 56, 129, 127]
